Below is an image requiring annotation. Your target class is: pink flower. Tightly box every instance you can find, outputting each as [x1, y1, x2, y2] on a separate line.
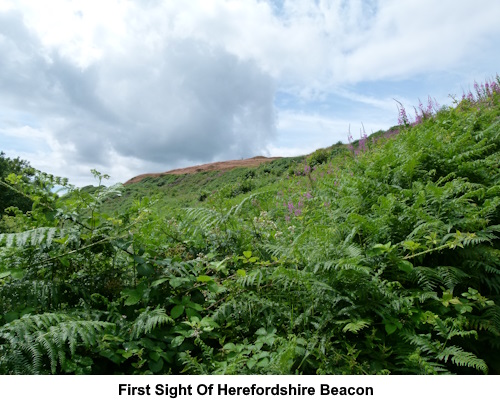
[397, 105, 409, 126]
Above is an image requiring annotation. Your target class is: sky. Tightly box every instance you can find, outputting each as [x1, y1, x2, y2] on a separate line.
[1, 0, 500, 186]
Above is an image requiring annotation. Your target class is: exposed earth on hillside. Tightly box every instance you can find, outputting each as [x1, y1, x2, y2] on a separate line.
[124, 156, 281, 185]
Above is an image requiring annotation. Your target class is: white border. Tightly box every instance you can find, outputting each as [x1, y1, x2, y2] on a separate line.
[2, 375, 498, 405]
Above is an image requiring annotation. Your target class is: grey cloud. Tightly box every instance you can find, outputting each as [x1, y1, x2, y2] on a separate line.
[0, 9, 277, 171]
[0, 11, 48, 102]
[94, 39, 276, 164]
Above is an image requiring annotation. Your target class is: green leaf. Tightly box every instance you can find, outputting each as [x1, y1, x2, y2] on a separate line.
[247, 358, 257, 370]
[236, 269, 246, 277]
[134, 255, 145, 264]
[151, 278, 169, 287]
[118, 349, 137, 359]
[402, 240, 421, 251]
[253, 351, 269, 360]
[124, 295, 141, 306]
[371, 242, 392, 255]
[171, 336, 185, 348]
[207, 283, 226, 293]
[200, 317, 219, 330]
[10, 269, 24, 279]
[223, 343, 236, 351]
[4, 311, 19, 323]
[442, 291, 461, 307]
[100, 349, 123, 364]
[243, 251, 252, 258]
[385, 323, 398, 335]
[457, 304, 473, 314]
[398, 260, 413, 273]
[169, 277, 189, 288]
[186, 301, 203, 311]
[149, 351, 160, 362]
[137, 263, 154, 277]
[123, 289, 143, 306]
[0, 271, 11, 279]
[140, 338, 158, 350]
[185, 307, 200, 320]
[197, 275, 213, 283]
[257, 357, 270, 368]
[170, 305, 184, 319]
[148, 358, 164, 373]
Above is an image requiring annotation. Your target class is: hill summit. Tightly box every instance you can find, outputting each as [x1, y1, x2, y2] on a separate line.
[125, 155, 281, 185]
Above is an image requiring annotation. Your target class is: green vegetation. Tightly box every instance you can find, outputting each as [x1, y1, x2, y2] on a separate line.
[1, 78, 500, 375]
[0, 152, 34, 231]
[106, 157, 304, 213]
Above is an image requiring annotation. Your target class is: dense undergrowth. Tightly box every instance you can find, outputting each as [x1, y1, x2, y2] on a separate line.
[1, 78, 499, 375]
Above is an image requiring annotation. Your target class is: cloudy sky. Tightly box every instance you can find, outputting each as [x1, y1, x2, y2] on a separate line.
[1, 0, 499, 186]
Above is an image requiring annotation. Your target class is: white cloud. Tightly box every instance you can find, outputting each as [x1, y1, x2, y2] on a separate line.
[335, 0, 500, 82]
[270, 108, 392, 159]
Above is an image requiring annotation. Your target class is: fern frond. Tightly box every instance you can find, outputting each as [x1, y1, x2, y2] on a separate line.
[271, 267, 314, 292]
[178, 351, 209, 374]
[438, 345, 488, 374]
[36, 331, 60, 373]
[0, 312, 112, 374]
[433, 317, 478, 341]
[437, 266, 469, 290]
[465, 259, 500, 276]
[184, 207, 226, 230]
[130, 307, 174, 339]
[0, 227, 60, 248]
[263, 243, 294, 261]
[414, 291, 439, 303]
[403, 332, 439, 355]
[397, 347, 450, 374]
[231, 190, 275, 217]
[412, 266, 441, 291]
[340, 319, 371, 334]
[482, 306, 500, 336]
[237, 268, 267, 288]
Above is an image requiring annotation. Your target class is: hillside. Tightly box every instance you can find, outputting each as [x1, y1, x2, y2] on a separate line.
[103, 154, 306, 213]
[112, 143, 346, 213]
[1, 78, 499, 375]
[125, 156, 281, 184]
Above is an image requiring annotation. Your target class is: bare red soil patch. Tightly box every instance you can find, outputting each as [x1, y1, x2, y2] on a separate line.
[125, 156, 281, 185]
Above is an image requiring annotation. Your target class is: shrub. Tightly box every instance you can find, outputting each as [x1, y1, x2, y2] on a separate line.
[307, 148, 329, 167]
